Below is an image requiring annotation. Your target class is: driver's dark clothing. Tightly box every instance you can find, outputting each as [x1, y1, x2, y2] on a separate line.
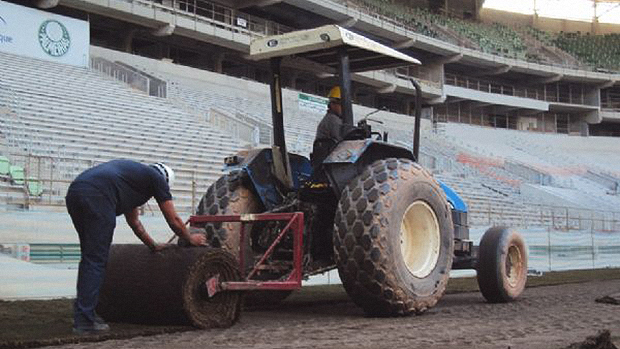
[312, 110, 345, 171]
[315, 111, 344, 144]
[311, 111, 345, 262]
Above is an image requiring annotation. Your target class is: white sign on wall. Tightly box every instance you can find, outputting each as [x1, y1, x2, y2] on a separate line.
[298, 93, 328, 113]
[0, 0, 89, 67]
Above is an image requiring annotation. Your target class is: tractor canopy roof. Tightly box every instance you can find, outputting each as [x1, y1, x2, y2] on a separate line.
[249, 25, 420, 73]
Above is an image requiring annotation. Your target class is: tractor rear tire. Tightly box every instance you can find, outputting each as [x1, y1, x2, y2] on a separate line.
[334, 158, 454, 316]
[196, 172, 261, 258]
[476, 227, 528, 303]
[196, 172, 292, 306]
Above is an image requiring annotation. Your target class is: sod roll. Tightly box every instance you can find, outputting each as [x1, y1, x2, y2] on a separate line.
[97, 244, 242, 328]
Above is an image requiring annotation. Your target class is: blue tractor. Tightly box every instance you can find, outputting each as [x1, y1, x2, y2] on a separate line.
[194, 25, 528, 316]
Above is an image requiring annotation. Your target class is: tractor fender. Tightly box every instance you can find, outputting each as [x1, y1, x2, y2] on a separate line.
[322, 139, 413, 196]
[437, 180, 468, 213]
[321, 140, 469, 239]
[437, 181, 469, 240]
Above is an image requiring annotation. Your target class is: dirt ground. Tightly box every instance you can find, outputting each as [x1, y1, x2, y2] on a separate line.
[33, 278, 620, 349]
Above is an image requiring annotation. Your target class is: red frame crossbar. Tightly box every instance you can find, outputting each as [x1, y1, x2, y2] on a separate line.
[189, 212, 304, 295]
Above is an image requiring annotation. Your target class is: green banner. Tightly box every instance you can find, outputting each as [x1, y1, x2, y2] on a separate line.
[298, 93, 327, 113]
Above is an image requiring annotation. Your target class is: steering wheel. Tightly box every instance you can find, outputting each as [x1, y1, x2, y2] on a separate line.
[343, 126, 370, 141]
[370, 131, 383, 141]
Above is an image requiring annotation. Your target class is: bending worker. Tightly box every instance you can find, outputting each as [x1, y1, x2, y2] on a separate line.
[65, 159, 206, 334]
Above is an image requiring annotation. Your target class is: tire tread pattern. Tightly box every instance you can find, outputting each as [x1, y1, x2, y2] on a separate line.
[334, 158, 453, 316]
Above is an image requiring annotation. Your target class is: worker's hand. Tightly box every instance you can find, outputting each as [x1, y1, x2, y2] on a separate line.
[152, 243, 171, 253]
[188, 233, 207, 247]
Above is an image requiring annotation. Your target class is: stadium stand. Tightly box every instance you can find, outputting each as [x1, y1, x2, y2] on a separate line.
[0, 0, 618, 234]
[336, 0, 619, 70]
[437, 123, 620, 211]
[0, 50, 246, 212]
[552, 32, 620, 72]
[2, 42, 619, 230]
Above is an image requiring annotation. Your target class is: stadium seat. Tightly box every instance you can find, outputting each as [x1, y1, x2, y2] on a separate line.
[0, 156, 9, 178]
[27, 177, 43, 196]
[9, 165, 25, 186]
[552, 32, 620, 71]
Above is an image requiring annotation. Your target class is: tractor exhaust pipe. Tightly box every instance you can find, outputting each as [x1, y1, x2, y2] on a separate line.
[410, 78, 422, 162]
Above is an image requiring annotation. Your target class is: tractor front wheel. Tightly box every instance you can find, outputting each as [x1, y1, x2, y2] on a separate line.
[476, 227, 528, 303]
[334, 158, 454, 316]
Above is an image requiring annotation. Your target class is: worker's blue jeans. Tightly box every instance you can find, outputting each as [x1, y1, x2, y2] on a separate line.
[66, 182, 116, 327]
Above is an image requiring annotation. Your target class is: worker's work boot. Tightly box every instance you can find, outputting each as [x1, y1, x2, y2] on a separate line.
[73, 317, 110, 335]
[93, 312, 106, 325]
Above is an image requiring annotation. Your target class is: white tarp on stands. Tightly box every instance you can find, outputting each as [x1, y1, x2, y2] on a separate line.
[0, 0, 89, 67]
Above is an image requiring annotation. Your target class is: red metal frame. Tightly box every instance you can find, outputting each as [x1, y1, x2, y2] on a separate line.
[189, 212, 304, 296]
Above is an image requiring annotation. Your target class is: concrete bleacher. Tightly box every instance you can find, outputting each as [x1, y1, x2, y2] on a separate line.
[437, 123, 620, 213]
[0, 50, 247, 213]
[155, 72, 325, 157]
[2, 44, 619, 231]
[93, 45, 422, 159]
[1, 45, 425, 214]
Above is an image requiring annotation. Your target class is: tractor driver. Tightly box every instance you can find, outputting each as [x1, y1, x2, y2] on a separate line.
[65, 160, 207, 334]
[315, 86, 345, 145]
[312, 86, 346, 169]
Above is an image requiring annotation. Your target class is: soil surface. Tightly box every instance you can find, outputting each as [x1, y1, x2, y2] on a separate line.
[38, 279, 620, 349]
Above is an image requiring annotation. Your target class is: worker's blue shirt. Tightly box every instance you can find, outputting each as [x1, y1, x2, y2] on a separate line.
[69, 159, 172, 216]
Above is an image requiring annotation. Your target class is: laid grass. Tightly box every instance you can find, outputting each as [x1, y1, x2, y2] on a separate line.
[1, 268, 619, 349]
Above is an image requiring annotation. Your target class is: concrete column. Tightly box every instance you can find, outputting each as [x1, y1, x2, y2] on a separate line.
[123, 29, 138, 53]
[581, 120, 590, 136]
[289, 72, 299, 90]
[404, 97, 413, 116]
[214, 53, 225, 73]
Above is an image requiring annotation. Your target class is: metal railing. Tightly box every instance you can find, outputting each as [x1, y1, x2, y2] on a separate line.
[432, 109, 582, 134]
[207, 108, 256, 145]
[601, 88, 620, 111]
[113, 61, 168, 98]
[0, 82, 26, 152]
[90, 57, 167, 97]
[522, 228, 620, 272]
[141, 0, 292, 37]
[395, 65, 443, 88]
[444, 73, 593, 106]
[472, 203, 620, 232]
[2, 151, 620, 235]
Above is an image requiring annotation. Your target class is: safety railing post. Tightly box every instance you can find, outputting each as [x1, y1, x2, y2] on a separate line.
[547, 227, 552, 271]
[191, 170, 196, 215]
[488, 203, 491, 225]
[590, 220, 596, 269]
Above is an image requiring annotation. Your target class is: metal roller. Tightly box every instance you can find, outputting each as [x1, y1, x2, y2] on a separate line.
[97, 244, 242, 328]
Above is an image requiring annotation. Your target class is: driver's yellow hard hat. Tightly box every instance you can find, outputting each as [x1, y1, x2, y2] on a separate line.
[327, 86, 341, 100]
